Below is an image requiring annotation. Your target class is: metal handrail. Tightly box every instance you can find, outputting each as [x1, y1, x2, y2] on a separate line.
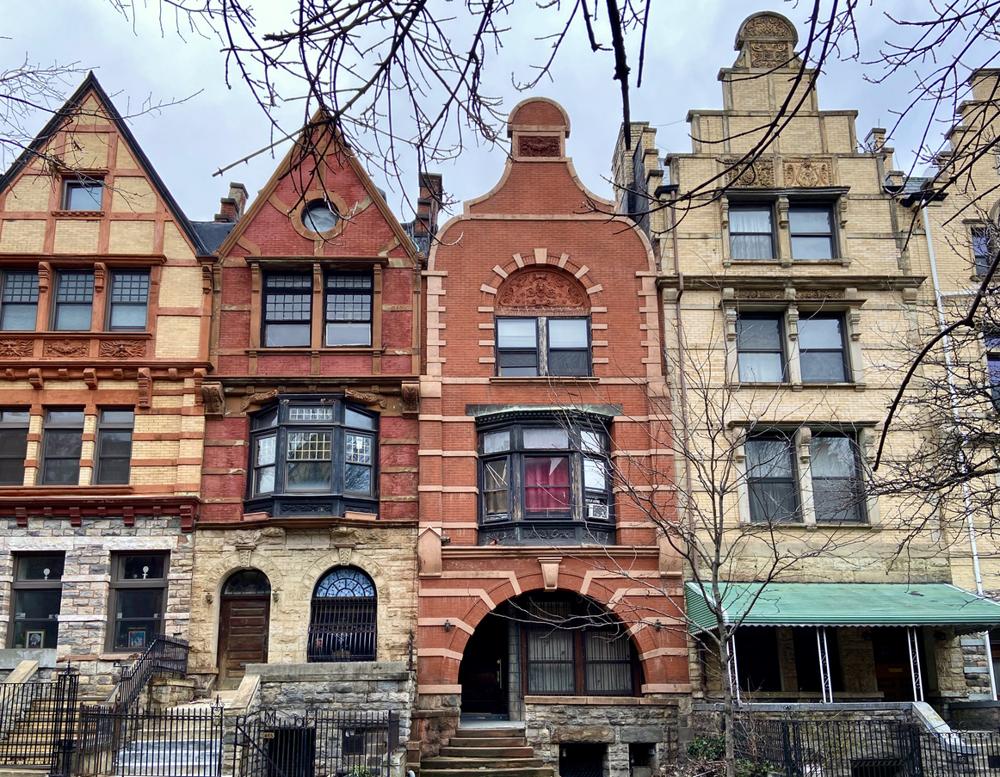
[108, 634, 189, 711]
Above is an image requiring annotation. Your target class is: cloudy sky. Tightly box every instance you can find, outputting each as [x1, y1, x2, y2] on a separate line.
[3, 1, 952, 224]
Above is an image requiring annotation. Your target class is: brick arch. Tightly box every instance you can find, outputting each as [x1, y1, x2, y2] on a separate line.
[481, 249, 604, 311]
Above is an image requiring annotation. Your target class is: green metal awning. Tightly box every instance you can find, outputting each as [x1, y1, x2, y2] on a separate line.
[685, 582, 1000, 634]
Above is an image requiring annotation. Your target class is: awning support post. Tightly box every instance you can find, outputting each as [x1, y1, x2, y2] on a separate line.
[817, 627, 833, 704]
[907, 627, 924, 702]
[727, 630, 741, 704]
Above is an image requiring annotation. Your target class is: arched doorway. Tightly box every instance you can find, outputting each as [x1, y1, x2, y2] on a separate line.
[217, 569, 271, 688]
[308, 567, 377, 662]
[458, 591, 642, 721]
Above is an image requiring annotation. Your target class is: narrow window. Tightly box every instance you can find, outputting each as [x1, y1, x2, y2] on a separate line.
[810, 432, 866, 523]
[262, 272, 311, 347]
[547, 318, 590, 376]
[344, 408, 376, 496]
[107, 269, 150, 331]
[585, 631, 634, 694]
[729, 204, 775, 260]
[109, 553, 168, 651]
[0, 270, 38, 330]
[745, 433, 800, 523]
[62, 177, 104, 211]
[52, 270, 94, 331]
[973, 227, 994, 277]
[0, 409, 30, 486]
[481, 430, 511, 521]
[789, 205, 836, 260]
[527, 628, 575, 694]
[799, 314, 848, 383]
[40, 409, 84, 486]
[325, 271, 373, 347]
[10, 553, 64, 649]
[497, 318, 539, 376]
[736, 313, 785, 382]
[95, 409, 134, 485]
[986, 332, 1000, 408]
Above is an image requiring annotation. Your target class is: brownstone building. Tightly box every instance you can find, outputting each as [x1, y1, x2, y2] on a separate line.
[0, 74, 213, 695]
[414, 99, 688, 775]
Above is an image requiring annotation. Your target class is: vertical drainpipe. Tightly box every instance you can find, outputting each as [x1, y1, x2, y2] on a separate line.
[920, 205, 997, 700]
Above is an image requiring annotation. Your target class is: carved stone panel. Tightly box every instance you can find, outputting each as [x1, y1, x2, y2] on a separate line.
[496, 267, 588, 311]
[0, 339, 34, 358]
[749, 41, 790, 68]
[518, 135, 561, 158]
[724, 158, 775, 188]
[99, 340, 147, 359]
[44, 339, 89, 358]
[783, 158, 833, 188]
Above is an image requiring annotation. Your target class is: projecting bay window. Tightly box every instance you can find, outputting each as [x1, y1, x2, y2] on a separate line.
[0, 270, 38, 330]
[9, 553, 64, 650]
[478, 418, 613, 545]
[496, 317, 590, 377]
[246, 397, 378, 517]
[108, 553, 168, 651]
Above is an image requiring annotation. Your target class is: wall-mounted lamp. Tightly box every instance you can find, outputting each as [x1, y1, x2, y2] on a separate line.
[272, 590, 280, 603]
[443, 619, 454, 632]
[653, 620, 663, 631]
[204, 592, 213, 604]
[440, 534, 451, 546]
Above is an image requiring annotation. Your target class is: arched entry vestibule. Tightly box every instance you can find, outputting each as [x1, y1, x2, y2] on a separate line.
[458, 591, 643, 722]
[217, 568, 271, 688]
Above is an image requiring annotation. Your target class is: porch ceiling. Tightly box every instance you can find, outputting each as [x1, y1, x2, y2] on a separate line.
[684, 582, 1000, 634]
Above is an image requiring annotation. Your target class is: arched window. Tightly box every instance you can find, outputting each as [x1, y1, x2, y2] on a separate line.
[308, 567, 376, 662]
[222, 569, 271, 597]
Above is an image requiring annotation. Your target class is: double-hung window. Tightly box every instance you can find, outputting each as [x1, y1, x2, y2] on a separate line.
[736, 314, 785, 382]
[325, 271, 373, 346]
[986, 332, 1000, 407]
[0, 270, 38, 330]
[109, 553, 168, 651]
[262, 272, 311, 347]
[52, 270, 94, 331]
[0, 409, 30, 485]
[95, 409, 134, 485]
[799, 314, 848, 383]
[40, 409, 84, 486]
[973, 227, 994, 277]
[729, 204, 775, 260]
[107, 270, 150, 330]
[10, 553, 64, 650]
[496, 317, 590, 377]
[745, 433, 800, 523]
[62, 177, 104, 211]
[809, 432, 866, 523]
[789, 205, 836, 260]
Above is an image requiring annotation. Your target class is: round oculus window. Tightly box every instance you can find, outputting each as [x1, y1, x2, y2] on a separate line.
[303, 199, 340, 233]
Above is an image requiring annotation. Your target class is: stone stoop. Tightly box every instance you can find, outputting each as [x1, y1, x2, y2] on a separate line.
[421, 726, 554, 777]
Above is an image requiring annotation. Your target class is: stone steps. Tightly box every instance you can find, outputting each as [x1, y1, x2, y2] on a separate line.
[441, 746, 536, 758]
[423, 726, 551, 777]
[448, 736, 527, 748]
[429, 757, 545, 769]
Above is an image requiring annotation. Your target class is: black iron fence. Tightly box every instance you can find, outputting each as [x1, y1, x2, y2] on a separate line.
[75, 701, 224, 777]
[234, 709, 399, 777]
[0, 666, 78, 775]
[734, 716, 1000, 776]
[112, 634, 190, 711]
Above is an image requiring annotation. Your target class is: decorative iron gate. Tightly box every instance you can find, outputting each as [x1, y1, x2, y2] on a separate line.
[0, 665, 78, 775]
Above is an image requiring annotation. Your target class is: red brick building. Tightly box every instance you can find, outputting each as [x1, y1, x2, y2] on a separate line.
[414, 99, 688, 772]
[188, 125, 424, 728]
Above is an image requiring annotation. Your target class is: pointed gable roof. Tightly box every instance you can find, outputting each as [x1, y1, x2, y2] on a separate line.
[0, 72, 207, 254]
[215, 114, 419, 262]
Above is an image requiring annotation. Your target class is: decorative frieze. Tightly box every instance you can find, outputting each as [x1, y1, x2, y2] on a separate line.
[783, 158, 833, 187]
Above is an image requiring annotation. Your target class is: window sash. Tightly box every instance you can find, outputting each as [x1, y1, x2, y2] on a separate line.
[737, 314, 785, 382]
[745, 436, 800, 523]
[108, 270, 150, 331]
[62, 179, 104, 211]
[973, 227, 993, 276]
[325, 271, 373, 347]
[109, 553, 169, 651]
[799, 315, 848, 383]
[729, 205, 776, 260]
[0, 409, 29, 486]
[810, 433, 866, 523]
[40, 410, 84, 486]
[789, 206, 836, 260]
[0, 270, 38, 331]
[95, 410, 134, 485]
[262, 272, 312, 347]
[52, 271, 94, 331]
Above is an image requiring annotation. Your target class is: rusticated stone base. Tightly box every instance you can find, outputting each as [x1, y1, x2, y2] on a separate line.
[409, 692, 460, 758]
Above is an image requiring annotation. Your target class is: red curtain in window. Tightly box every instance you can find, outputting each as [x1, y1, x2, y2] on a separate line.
[524, 456, 571, 511]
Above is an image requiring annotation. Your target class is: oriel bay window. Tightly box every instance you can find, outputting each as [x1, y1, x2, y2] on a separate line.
[496, 317, 590, 377]
[478, 417, 613, 545]
[109, 553, 168, 651]
[9, 553, 64, 649]
[247, 397, 377, 517]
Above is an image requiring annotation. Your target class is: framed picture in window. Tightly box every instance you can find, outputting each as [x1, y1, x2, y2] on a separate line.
[127, 628, 147, 649]
[26, 630, 45, 649]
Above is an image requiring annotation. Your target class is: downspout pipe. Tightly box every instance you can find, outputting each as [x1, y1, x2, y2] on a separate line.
[921, 205, 997, 700]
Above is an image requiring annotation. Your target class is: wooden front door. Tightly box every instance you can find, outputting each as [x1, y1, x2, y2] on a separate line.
[872, 629, 913, 702]
[459, 615, 508, 718]
[218, 595, 270, 688]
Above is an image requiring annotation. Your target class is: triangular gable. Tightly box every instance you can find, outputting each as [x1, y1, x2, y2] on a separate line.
[216, 115, 418, 263]
[0, 72, 206, 255]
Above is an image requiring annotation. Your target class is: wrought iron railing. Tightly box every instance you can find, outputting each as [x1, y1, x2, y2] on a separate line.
[109, 634, 189, 712]
[0, 666, 78, 775]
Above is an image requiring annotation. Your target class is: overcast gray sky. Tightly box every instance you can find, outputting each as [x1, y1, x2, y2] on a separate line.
[3, 1, 939, 224]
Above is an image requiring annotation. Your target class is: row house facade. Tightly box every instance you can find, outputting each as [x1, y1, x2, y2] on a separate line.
[612, 12, 1000, 712]
[413, 98, 689, 773]
[0, 75, 211, 696]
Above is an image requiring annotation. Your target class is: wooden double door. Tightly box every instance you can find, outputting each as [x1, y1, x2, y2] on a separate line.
[217, 593, 270, 688]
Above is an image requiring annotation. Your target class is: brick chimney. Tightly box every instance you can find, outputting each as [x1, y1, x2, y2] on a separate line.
[414, 172, 442, 239]
[214, 182, 248, 223]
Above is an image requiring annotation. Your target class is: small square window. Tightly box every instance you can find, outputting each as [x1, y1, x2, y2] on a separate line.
[62, 178, 104, 211]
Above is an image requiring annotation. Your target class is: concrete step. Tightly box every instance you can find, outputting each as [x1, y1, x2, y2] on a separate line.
[455, 727, 525, 737]
[425, 757, 545, 769]
[440, 746, 536, 759]
[448, 737, 527, 748]
[421, 768, 554, 777]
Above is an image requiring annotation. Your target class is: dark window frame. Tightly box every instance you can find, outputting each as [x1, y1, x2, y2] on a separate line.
[261, 271, 312, 348]
[986, 331, 1000, 408]
[51, 269, 94, 331]
[745, 431, 801, 524]
[307, 566, 377, 663]
[789, 203, 838, 260]
[106, 269, 150, 331]
[728, 202, 777, 260]
[8, 552, 64, 649]
[809, 430, 868, 524]
[799, 312, 850, 384]
[95, 408, 135, 485]
[61, 176, 105, 211]
[973, 226, 995, 277]
[0, 408, 30, 486]
[736, 312, 786, 383]
[107, 552, 169, 652]
[0, 269, 39, 331]
[246, 396, 378, 517]
[324, 270, 373, 347]
[39, 408, 85, 486]
[496, 316, 592, 377]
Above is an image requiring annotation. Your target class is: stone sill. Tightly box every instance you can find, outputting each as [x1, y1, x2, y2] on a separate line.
[248, 347, 383, 356]
[525, 695, 667, 706]
[729, 382, 861, 390]
[489, 377, 600, 386]
[741, 521, 874, 531]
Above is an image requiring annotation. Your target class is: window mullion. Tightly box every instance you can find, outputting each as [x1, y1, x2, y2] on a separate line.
[537, 317, 548, 375]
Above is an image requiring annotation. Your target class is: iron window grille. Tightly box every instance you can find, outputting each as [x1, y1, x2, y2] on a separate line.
[262, 272, 312, 347]
[247, 396, 378, 517]
[0, 408, 29, 486]
[0, 270, 38, 330]
[477, 416, 613, 545]
[729, 204, 776, 260]
[789, 205, 837, 260]
[809, 431, 867, 524]
[52, 270, 94, 331]
[496, 316, 591, 377]
[745, 432, 801, 523]
[62, 177, 104, 211]
[95, 409, 134, 485]
[107, 270, 150, 331]
[308, 567, 376, 662]
[325, 271, 373, 347]
[799, 313, 849, 383]
[9, 553, 64, 649]
[736, 313, 785, 382]
[40, 409, 84, 486]
[107, 552, 169, 652]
